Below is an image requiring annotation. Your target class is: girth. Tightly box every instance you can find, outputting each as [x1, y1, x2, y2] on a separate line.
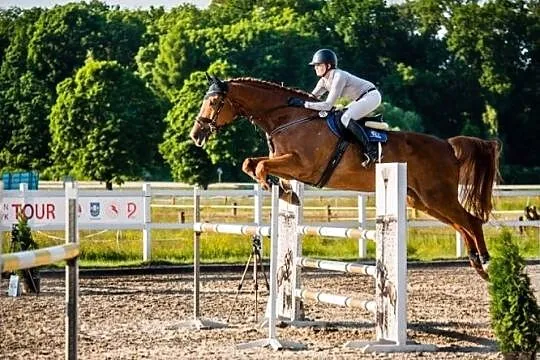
[310, 137, 350, 188]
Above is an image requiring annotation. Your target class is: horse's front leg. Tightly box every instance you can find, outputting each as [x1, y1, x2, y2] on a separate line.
[254, 153, 303, 205]
[242, 156, 270, 188]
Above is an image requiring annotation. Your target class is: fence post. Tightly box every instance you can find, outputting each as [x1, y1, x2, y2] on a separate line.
[142, 183, 152, 261]
[326, 204, 331, 222]
[64, 182, 79, 360]
[357, 194, 367, 259]
[19, 183, 28, 219]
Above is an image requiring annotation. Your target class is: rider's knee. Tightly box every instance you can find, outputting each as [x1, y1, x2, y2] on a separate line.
[340, 112, 352, 126]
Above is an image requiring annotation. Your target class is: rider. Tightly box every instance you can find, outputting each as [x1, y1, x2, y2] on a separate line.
[287, 49, 381, 167]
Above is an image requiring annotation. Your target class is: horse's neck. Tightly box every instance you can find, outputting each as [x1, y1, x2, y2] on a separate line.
[231, 82, 308, 134]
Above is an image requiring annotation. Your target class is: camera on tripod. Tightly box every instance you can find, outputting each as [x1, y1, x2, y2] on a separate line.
[252, 235, 262, 252]
[227, 234, 269, 323]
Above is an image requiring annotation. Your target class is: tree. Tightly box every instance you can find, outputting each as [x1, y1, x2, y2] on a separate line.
[27, 2, 107, 89]
[0, 8, 21, 65]
[49, 58, 166, 189]
[380, 102, 424, 132]
[0, 8, 48, 170]
[0, 72, 52, 170]
[446, 0, 539, 166]
[160, 70, 216, 185]
[151, 5, 210, 101]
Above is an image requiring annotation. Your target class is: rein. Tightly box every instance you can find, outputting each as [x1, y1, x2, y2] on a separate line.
[269, 114, 319, 136]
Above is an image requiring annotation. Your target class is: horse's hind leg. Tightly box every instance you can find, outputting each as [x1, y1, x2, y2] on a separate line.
[410, 190, 490, 280]
[408, 191, 475, 259]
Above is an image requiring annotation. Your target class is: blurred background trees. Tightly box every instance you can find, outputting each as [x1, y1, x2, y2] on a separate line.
[0, 0, 537, 187]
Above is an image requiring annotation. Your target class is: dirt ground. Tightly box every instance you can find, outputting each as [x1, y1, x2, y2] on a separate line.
[1, 264, 539, 360]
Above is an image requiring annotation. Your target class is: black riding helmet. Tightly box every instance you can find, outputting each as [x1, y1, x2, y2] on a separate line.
[308, 49, 338, 68]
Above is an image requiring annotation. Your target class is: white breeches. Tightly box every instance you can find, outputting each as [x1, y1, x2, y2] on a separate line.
[340, 90, 382, 126]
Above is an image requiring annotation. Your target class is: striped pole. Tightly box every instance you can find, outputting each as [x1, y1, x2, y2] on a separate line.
[296, 257, 376, 277]
[294, 288, 376, 313]
[297, 225, 375, 241]
[0, 243, 79, 273]
[193, 223, 271, 237]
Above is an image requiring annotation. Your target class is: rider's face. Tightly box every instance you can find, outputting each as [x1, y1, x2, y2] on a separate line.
[313, 63, 329, 77]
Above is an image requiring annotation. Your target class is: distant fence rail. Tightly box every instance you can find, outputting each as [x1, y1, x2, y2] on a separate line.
[1, 182, 539, 261]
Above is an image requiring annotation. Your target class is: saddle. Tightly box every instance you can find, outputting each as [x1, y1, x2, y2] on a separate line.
[310, 110, 389, 188]
[325, 110, 389, 144]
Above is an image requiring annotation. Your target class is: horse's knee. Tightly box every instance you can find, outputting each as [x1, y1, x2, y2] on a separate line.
[242, 158, 255, 174]
[255, 161, 266, 179]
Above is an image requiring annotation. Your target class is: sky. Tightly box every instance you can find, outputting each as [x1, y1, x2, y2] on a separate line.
[0, 0, 211, 10]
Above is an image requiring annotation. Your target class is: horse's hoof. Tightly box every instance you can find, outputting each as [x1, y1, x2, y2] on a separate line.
[278, 189, 301, 206]
[469, 259, 490, 281]
[290, 192, 301, 206]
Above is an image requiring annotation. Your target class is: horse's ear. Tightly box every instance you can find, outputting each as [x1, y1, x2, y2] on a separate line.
[215, 76, 228, 92]
[205, 72, 212, 84]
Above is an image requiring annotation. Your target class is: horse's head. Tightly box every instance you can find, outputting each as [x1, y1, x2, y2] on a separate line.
[190, 74, 237, 147]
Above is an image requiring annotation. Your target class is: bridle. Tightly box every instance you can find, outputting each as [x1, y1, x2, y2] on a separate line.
[195, 80, 316, 137]
[195, 91, 227, 134]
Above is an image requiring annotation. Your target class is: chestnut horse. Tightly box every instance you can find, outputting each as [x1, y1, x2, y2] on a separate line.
[190, 75, 500, 280]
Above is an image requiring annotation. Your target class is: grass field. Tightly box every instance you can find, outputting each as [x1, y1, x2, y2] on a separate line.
[2, 193, 539, 267]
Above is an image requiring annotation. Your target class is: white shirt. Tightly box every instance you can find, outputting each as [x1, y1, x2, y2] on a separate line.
[305, 69, 376, 111]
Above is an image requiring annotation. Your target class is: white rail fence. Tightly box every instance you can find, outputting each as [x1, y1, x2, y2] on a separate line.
[1, 183, 539, 261]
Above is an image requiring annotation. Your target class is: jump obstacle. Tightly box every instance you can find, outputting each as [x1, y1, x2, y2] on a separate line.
[182, 163, 437, 353]
[0, 182, 80, 360]
[271, 163, 436, 352]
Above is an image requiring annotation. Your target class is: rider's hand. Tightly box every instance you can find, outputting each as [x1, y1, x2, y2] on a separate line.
[287, 97, 305, 107]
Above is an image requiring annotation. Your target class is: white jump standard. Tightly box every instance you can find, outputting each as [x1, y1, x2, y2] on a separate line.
[272, 163, 437, 353]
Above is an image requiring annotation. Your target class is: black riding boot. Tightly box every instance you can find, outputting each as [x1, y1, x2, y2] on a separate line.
[346, 120, 379, 167]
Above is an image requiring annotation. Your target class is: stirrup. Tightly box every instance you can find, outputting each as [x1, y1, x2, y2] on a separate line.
[361, 153, 375, 168]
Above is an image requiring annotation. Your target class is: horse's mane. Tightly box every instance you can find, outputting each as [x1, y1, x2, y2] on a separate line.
[229, 77, 315, 99]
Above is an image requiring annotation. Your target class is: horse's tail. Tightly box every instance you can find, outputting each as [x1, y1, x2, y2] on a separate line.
[448, 136, 502, 223]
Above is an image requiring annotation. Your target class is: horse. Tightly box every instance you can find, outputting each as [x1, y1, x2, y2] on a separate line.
[190, 75, 501, 280]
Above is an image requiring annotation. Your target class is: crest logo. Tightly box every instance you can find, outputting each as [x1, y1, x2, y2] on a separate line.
[90, 202, 101, 218]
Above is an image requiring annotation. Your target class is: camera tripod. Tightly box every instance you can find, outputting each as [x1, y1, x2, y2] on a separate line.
[227, 235, 270, 322]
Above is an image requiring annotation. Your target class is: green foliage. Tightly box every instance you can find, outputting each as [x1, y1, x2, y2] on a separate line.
[0, 0, 538, 182]
[488, 231, 540, 353]
[49, 58, 166, 187]
[0, 8, 47, 170]
[166, 141, 215, 188]
[10, 214, 40, 293]
[0, 71, 53, 171]
[446, 0, 539, 166]
[10, 215, 38, 252]
[380, 102, 424, 132]
[151, 5, 210, 100]
[501, 165, 540, 185]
